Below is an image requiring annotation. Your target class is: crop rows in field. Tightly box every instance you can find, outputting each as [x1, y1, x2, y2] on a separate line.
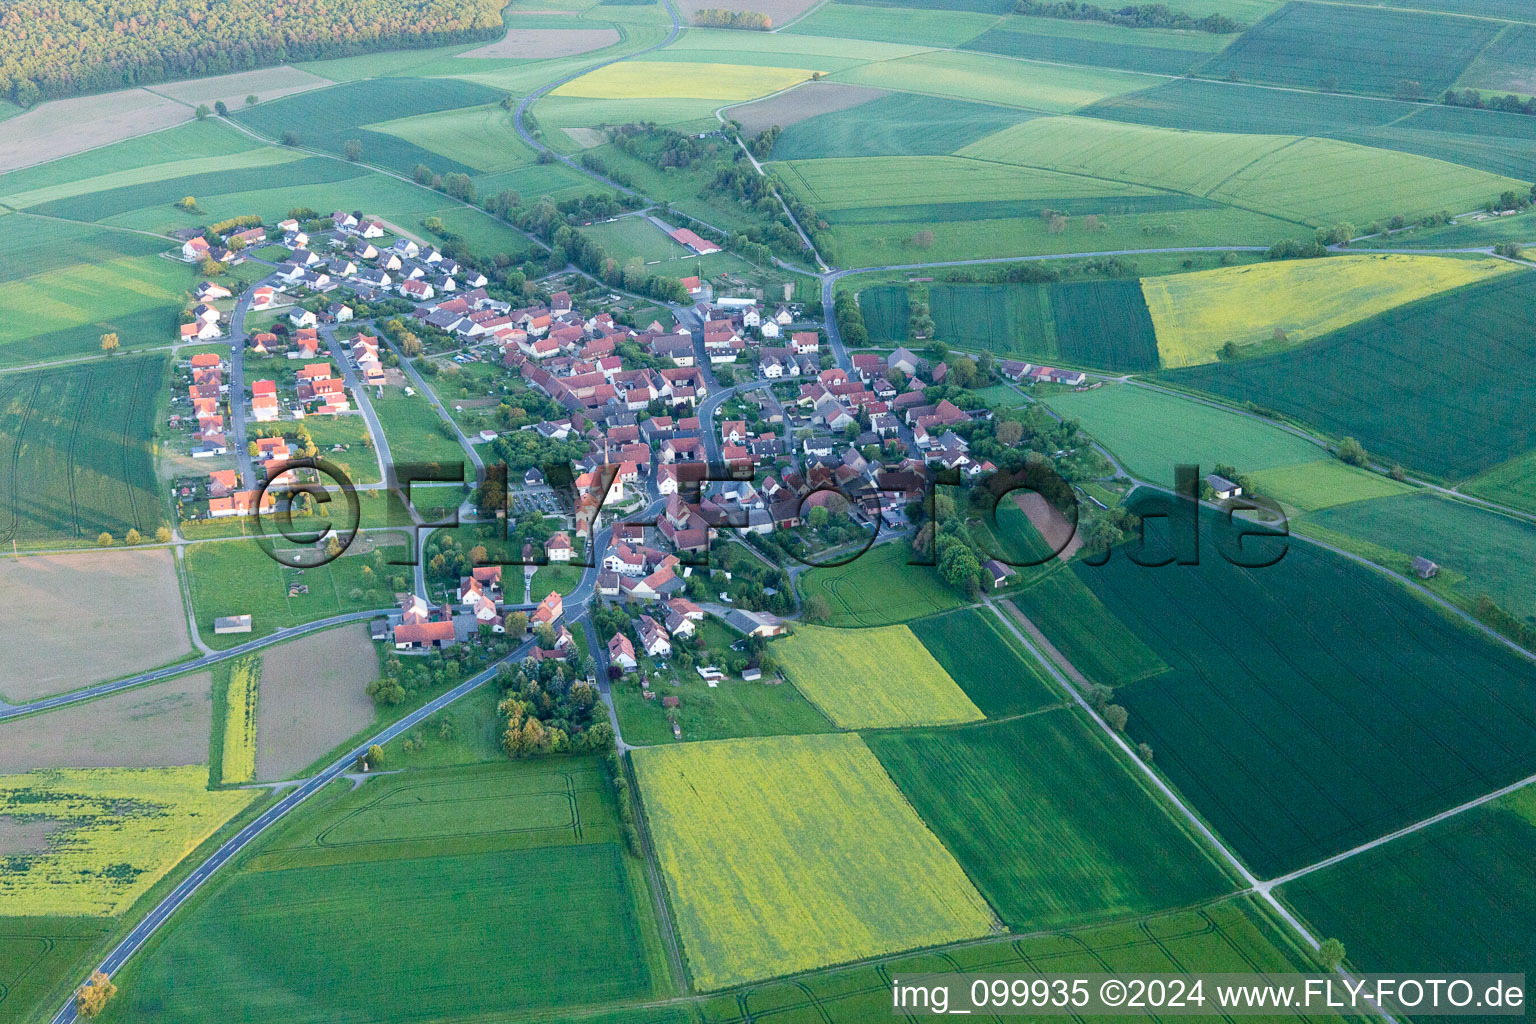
[0, 766, 254, 917]
[1168, 272, 1536, 481]
[908, 607, 1061, 716]
[773, 622, 984, 729]
[1089, 504, 1536, 877]
[964, 17, 1223, 76]
[0, 355, 164, 544]
[633, 733, 996, 991]
[796, 541, 964, 626]
[824, 193, 1217, 226]
[1200, 2, 1499, 96]
[869, 710, 1233, 928]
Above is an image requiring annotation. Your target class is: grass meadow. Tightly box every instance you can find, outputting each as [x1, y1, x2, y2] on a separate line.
[1464, 449, 1536, 515]
[797, 541, 965, 626]
[1168, 273, 1536, 481]
[868, 709, 1234, 928]
[908, 607, 1061, 717]
[633, 734, 996, 990]
[1244, 459, 1415, 513]
[773, 622, 984, 729]
[1090, 509, 1536, 877]
[771, 92, 1028, 160]
[110, 761, 669, 1023]
[0, 354, 166, 546]
[1143, 255, 1517, 368]
[1045, 383, 1321, 486]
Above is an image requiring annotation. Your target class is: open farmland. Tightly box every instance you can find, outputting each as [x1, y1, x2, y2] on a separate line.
[0, 356, 168, 545]
[724, 81, 886, 136]
[1201, 2, 1498, 97]
[1006, 574, 1168, 689]
[111, 762, 666, 1023]
[0, 918, 113, 1024]
[782, 3, 1001, 47]
[1244, 459, 1415, 513]
[1086, 509, 1536, 877]
[963, 14, 1232, 76]
[1144, 255, 1517, 367]
[930, 283, 1054, 358]
[1279, 788, 1536, 985]
[633, 734, 996, 991]
[770, 92, 1028, 160]
[1045, 383, 1321, 486]
[457, 26, 622, 59]
[797, 541, 965, 626]
[1465, 450, 1536, 515]
[0, 766, 254, 917]
[0, 549, 192, 701]
[368, 103, 538, 174]
[0, 88, 190, 172]
[773, 622, 984, 729]
[148, 66, 334, 110]
[0, 672, 211, 773]
[1459, 22, 1536, 94]
[255, 625, 380, 781]
[829, 48, 1163, 111]
[554, 61, 815, 102]
[1050, 279, 1160, 370]
[908, 607, 1060, 717]
[219, 657, 260, 786]
[868, 710, 1233, 928]
[1307, 491, 1536, 622]
[1167, 272, 1536, 481]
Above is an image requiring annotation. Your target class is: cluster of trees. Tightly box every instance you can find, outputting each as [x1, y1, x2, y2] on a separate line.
[1014, 0, 1242, 34]
[1, 0, 504, 105]
[747, 125, 781, 159]
[709, 161, 831, 261]
[692, 8, 771, 28]
[96, 525, 171, 546]
[606, 122, 708, 169]
[1442, 88, 1536, 118]
[1473, 594, 1536, 654]
[832, 290, 867, 347]
[367, 635, 515, 706]
[487, 429, 589, 474]
[907, 284, 934, 341]
[496, 660, 607, 758]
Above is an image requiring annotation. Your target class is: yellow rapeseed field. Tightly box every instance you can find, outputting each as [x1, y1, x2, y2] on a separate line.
[219, 657, 259, 785]
[1143, 254, 1518, 368]
[0, 766, 256, 916]
[774, 622, 983, 729]
[551, 61, 817, 102]
[634, 734, 997, 990]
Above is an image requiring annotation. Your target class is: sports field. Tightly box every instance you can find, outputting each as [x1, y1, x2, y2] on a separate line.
[908, 608, 1061, 717]
[1143, 255, 1518, 368]
[0, 355, 167, 545]
[1087, 511, 1536, 877]
[112, 762, 666, 1022]
[555, 61, 815, 101]
[869, 710, 1233, 929]
[0, 766, 254, 917]
[797, 541, 965, 626]
[1307, 491, 1536, 622]
[1045, 383, 1322, 487]
[1168, 272, 1536, 481]
[1279, 787, 1536, 982]
[633, 734, 996, 990]
[774, 622, 984, 729]
[1244, 459, 1415, 512]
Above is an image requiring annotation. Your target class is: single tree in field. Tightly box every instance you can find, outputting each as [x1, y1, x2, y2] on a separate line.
[803, 594, 831, 624]
[214, 100, 228, 116]
[1317, 938, 1346, 970]
[96, 532, 114, 547]
[99, 332, 119, 353]
[281, 130, 300, 146]
[125, 528, 142, 545]
[194, 103, 211, 119]
[155, 525, 173, 543]
[246, 94, 259, 106]
[1103, 704, 1129, 731]
[176, 196, 197, 211]
[344, 138, 362, 161]
[1136, 742, 1154, 762]
[75, 972, 117, 1018]
[1336, 437, 1368, 467]
[366, 744, 385, 769]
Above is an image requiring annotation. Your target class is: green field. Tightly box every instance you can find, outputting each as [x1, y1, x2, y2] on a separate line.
[829, 48, 1164, 111]
[0, 355, 166, 545]
[111, 762, 668, 1023]
[907, 607, 1061, 717]
[1006, 571, 1168, 689]
[868, 709, 1233, 928]
[1307, 492, 1536, 622]
[771, 93, 1028, 160]
[774, 622, 984, 729]
[1280, 787, 1536, 991]
[1244, 459, 1415, 513]
[184, 538, 396, 648]
[1167, 273, 1536, 481]
[633, 734, 995, 991]
[797, 541, 966, 626]
[1088, 507, 1536, 877]
[1464, 449, 1536, 515]
[0, 120, 260, 201]
[232, 77, 509, 176]
[371, 386, 476, 468]
[1050, 279, 1160, 371]
[782, 3, 1001, 46]
[581, 215, 696, 263]
[964, 14, 1231, 76]
[1045, 383, 1322, 486]
[368, 102, 537, 174]
[0, 917, 113, 1024]
[1201, 2, 1499, 97]
[613, 672, 832, 745]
